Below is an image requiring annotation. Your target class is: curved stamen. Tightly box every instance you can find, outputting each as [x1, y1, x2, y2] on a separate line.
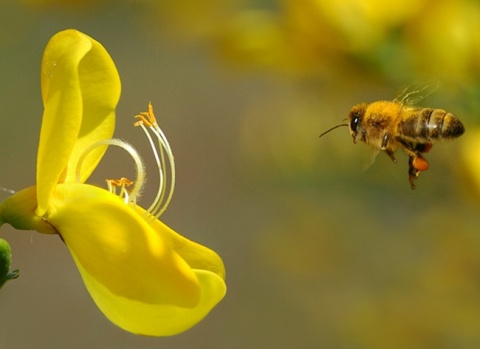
[134, 102, 175, 219]
[76, 139, 145, 205]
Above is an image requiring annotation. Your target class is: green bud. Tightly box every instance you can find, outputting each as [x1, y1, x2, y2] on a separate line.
[0, 238, 19, 289]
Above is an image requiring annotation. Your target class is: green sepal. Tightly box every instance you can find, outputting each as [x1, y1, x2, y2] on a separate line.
[0, 238, 19, 289]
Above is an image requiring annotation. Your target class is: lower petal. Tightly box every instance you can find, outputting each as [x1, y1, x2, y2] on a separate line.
[140, 209, 226, 280]
[47, 184, 200, 308]
[75, 263, 226, 336]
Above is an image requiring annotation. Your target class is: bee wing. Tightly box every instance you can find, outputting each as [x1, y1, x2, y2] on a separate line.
[362, 148, 381, 172]
[394, 82, 439, 106]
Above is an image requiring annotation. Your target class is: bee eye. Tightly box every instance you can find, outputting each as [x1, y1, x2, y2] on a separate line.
[350, 115, 360, 132]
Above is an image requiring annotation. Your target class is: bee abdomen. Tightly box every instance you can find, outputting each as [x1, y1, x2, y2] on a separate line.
[400, 108, 465, 141]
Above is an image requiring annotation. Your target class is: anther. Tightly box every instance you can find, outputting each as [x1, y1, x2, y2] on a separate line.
[106, 177, 135, 204]
[107, 177, 134, 187]
[134, 102, 157, 128]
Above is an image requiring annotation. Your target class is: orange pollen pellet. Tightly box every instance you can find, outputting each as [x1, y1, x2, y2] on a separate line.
[412, 156, 429, 172]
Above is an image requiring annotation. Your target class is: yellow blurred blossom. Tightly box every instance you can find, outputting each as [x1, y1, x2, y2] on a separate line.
[460, 127, 480, 197]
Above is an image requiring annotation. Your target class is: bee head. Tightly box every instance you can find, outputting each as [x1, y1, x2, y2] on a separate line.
[319, 103, 368, 140]
[348, 103, 367, 144]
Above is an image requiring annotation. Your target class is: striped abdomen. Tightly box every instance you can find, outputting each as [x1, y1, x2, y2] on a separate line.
[399, 107, 465, 142]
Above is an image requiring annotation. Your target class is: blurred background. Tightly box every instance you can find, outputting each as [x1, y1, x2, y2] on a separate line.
[1, 0, 480, 348]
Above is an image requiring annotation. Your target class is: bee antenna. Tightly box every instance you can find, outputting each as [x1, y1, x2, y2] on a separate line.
[319, 123, 348, 138]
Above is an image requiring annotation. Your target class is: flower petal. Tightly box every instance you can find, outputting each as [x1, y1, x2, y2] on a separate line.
[145, 210, 226, 280]
[66, 32, 121, 184]
[47, 184, 201, 308]
[76, 265, 226, 336]
[37, 30, 120, 215]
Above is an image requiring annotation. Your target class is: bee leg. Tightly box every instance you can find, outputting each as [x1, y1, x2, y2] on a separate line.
[414, 143, 433, 154]
[381, 133, 390, 149]
[399, 140, 428, 164]
[385, 148, 397, 163]
[397, 140, 431, 189]
[408, 156, 419, 190]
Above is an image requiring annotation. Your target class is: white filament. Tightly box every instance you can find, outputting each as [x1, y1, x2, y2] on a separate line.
[137, 120, 176, 219]
[75, 139, 145, 205]
[74, 106, 175, 218]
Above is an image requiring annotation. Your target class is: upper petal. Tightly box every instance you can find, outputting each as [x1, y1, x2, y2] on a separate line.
[36, 30, 121, 216]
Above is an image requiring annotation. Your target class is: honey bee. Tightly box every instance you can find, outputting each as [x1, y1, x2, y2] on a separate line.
[320, 96, 465, 189]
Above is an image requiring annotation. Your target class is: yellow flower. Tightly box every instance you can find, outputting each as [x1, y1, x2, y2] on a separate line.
[0, 29, 226, 336]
